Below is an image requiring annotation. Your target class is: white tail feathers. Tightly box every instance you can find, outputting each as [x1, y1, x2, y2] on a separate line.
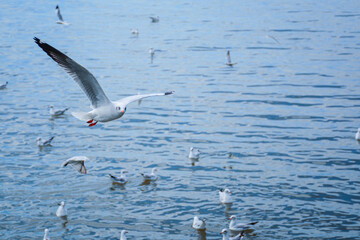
[71, 111, 91, 121]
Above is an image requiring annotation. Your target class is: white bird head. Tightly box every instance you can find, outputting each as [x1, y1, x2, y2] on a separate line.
[48, 105, 54, 109]
[152, 168, 158, 173]
[190, 147, 194, 151]
[228, 215, 236, 220]
[36, 137, 42, 142]
[120, 230, 128, 240]
[59, 201, 65, 206]
[220, 228, 228, 235]
[224, 188, 232, 194]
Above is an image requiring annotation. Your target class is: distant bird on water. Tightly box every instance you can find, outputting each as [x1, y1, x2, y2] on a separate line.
[109, 170, 128, 184]
[55, 5, 69, 25]
[228, 215, 258, 231]
[219, 188, 233, 204]
[131, 29, 139, 35]
[355, 128, 360, 140]
[34, 37, 174, 127]
[192, 216, 206, 230]
[141, 168, 158, 181]
[220, 229, 244, 240]
[49, 105, 69, 117]
[226, 50, 237, 66]
[36, 136, 55, 147]
[189, 147, 200, 160]
[43, 229, 50, 240]
[0, 81, 8, 89]
[56, 201, 67, 217]
[62, 156, 88, 174]
[150, 16, 159, 22]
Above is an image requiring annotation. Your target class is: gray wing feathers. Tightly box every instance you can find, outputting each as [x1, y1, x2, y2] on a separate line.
[119, 91, 174, 106]
[34, 38, 111, 108]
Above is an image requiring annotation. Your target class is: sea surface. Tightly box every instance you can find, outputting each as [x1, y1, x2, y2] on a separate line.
[0, 0, 360, 239]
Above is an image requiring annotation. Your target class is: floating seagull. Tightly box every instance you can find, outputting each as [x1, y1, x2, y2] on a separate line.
[56, 201, 67, 217]
[149, 48, 155, 56]
[220, 229, 244, 240]
[36, 136, 55, 147]
[141, 168, 158, 181]
[34, 38, 174, 127]
[43, 229, 50, 240]
[55, 5, 69, 25]
[219, 188, 233, 204]
[226, 51, 237, 67]
[356, 128, 360, 140]
[228, 215, 258, 231]
[192, 216, 206, 230]
[189, 147, 200, 160]
[266, 35, 280, 44]
[109, 170, 128, 184]
[149, 16, 159, 23]
[120, 230, 128, 240]
[0, 81, 8, 90]
[62, 156, 88, 174]
[49, 105, 69, 117]
[131, 29, 139, 35]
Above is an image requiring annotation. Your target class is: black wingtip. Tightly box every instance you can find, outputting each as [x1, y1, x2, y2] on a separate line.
[249, 221, 259, 225]
[34, 37, 40, 44]
[165, 91, 174, 95]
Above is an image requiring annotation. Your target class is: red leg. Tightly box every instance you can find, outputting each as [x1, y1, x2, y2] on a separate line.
[88, 121, 98, 127]
[87, 119, 93, 123]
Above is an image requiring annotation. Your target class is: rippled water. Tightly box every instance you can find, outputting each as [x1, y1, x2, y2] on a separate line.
[1, 0, 360, 239]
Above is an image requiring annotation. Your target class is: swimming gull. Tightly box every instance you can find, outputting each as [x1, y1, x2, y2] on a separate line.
[56, 201, 67, 217]
[131, 29, 139, 35]
[49, 105, 69, 117]
[109, 170, 128, 184]
[0, 81, 8, 89]
[220, 229, 244, 240]
[34, 37, 174, 127]
[189, 147, 200, 160]
[226, 51, 237, 67]
[219, 188, 233, 204]
[141, 168, 158, 181]
[43, 229, 50, 240]
[192, 216, 206, 230]
[356, 128, 360, 140]
[36, 136, 55, 147]
[149, 16, 159, 22]
[228, 215, 258, 231]
[62, 156, 88, 174]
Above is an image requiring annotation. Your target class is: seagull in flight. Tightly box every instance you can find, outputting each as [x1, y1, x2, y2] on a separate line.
[62, 156, 88, 174]
[34, 37, 174, 127]
[55, 5, 69, 25]
[226, 51, 237, 66]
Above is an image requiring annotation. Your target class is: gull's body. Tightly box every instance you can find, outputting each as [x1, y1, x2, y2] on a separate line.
[220, 229, 244, 240]
[189, 147, 200, 160]
[62, 156, 88, 174]
[150, 16, 159, 22]
[120, 230, 128, 240]
[49, 105, 69, 117]
[34, 38, 174, 127]
[0, 81, 8, 89]
[36, 136, 54, 147]
[219, 188, 233, 204]
[149, 48, 155, 56]
[192, 216, 206, 230]
[356, 128, 360, 140]
[131, 29, 139, 35]
[55, 5, 69, 25]
[109, 170, 128, 184]
[56, 201, 67, 217]
[228, 215, 258, 231]
[141, 168, 158, 181]
[226, 51, 237, 66]
[43, 229, 50, 240]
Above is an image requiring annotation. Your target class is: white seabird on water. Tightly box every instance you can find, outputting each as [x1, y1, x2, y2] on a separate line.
[62, 156, 88, 174]
[220, 229, 244, 240]
[228, 215, 258, 231]
[34, 38, 174, 127]
[149, 48, 155, 56]
[192, 216, 206, 230]
[141, 168, 158, 181]
[43, 229, 50, 240]
[0, 81, 8, 89]
[56, 201, 67, 217]
[189, 147, 200, 160]
[55, 5, 69, 25]
[226, 50, 237, 67]
[219, 188, 233, 204]
[36, 136, 55, 147]
[131, 29, 139, 35]
[49, 105, 69, 117]
[355, 128, 360, 140]
[120, 230, 128, 240]
[149, 16, 159, 22]
[109, 170, 128, 184]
